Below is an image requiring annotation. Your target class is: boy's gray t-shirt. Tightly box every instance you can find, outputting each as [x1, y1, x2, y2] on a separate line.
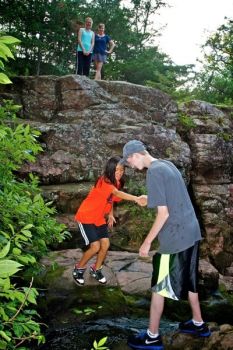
[146, 160, 202, 254]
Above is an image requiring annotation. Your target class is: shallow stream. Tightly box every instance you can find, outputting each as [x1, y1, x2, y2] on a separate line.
[38, 316, 178, 350]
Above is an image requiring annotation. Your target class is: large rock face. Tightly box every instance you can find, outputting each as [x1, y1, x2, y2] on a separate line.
[1, 75, 232, 275]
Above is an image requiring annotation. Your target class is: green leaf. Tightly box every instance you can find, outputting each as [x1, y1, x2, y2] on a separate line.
[0, 331, 11, 342]
[0, 42, 14, 59]
[21, 229, 32, 238]
[73, 309, 83, 315]
[23, 224, 34, 230]
[0, 36, 21, 45]
[0, 73, 12, 84]
[0, 306, 9, 322]
[13, 323, 24, 338]
[0, 241, 10, 259]
[12, 247, 22, 256]
[3, 277, 10, 292]
[14, 291, 25, 303]
[17, 256, 30, 264]
[37, 335, 46, 345]
[0, 339, 7, 349]
[22, 288, 37, 305]
[98, 337, 108, 347]
[0, 260, 23, 277]
[0, 51, 7, 61]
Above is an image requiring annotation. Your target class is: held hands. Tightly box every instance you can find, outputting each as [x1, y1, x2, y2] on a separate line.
[135, 195, 147, 207]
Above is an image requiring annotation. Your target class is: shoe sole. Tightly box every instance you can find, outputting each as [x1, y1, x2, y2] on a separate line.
[127, 341, 164, 350]
[179, 330, 211, 337]
[73, 276, 84, 286]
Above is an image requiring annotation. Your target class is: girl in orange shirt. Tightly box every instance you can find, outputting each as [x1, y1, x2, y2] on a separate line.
[73, 156, 145, 285]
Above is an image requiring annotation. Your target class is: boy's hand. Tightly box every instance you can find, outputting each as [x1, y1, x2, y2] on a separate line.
[139, 241, 151, 257]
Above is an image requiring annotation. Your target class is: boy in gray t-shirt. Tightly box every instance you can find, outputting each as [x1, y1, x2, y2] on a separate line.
[121, 140, 211, 350]
[147, 159, 202, 254]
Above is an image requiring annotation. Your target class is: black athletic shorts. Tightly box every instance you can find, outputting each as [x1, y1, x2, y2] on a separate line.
[78, 222, 109, 245]
[151, 241, 200, 300]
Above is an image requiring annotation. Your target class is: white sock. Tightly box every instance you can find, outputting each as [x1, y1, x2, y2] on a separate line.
[147, 329, 159, 338]
[192, 319, 204, 326]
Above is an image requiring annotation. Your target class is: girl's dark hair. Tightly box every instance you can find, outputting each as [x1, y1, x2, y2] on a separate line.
[95, 156, 125, 188]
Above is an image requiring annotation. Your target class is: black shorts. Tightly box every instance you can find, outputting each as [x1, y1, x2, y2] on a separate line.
[78, 223, 109, 245]
[151, 241, 199, 300]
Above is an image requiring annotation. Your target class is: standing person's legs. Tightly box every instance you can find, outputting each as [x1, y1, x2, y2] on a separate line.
[178, 242, 211, 337]
[127, 291, 164, 349]
[83, 54, 92, 77]
[94, 61, 104, 80]
[127, 253, 166, 349]
[188, 291, 203, 322]
[149, 292, 164, 334]
[77, 51, 84, 75]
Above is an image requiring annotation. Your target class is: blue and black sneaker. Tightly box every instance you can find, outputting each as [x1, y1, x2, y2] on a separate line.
[179, 320, 211, 337]
[127, 331, 164, 350]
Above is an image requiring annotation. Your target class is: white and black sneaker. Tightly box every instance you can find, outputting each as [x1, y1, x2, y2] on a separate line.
[127, 331, 164, 350]
[73, 267, 86, 286]
[89, 265, 107, 284]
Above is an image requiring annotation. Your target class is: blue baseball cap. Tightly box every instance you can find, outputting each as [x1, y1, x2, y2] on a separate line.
[120, 140, 146, 164]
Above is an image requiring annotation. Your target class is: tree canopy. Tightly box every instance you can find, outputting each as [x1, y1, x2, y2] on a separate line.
[1, 0, 195, 96]
[192, 17, 233, 104]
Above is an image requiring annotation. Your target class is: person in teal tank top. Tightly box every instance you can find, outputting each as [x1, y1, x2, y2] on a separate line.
[77, 17, 95, 77]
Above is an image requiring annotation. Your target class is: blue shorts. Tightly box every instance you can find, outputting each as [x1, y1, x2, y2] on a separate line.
[151, 241, 199, 300]
[78, 223, 109, 245]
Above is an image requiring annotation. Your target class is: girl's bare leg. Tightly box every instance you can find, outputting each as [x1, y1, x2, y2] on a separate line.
[94, 61, 103, 80]
[77, 241, 100, 268]
[94, 238, 110, 269]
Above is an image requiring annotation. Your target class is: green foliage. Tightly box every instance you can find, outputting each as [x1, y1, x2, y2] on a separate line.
[0, 98, 69, 349]
[91, 337, 109, 350]
[0, 35, 20, 84]
[192, 17, 233, 105]
[0, 0, 194, 95]
[73, 305, 103, 316]
[178, 113, 196, 130]
[217, 132, 232, 142]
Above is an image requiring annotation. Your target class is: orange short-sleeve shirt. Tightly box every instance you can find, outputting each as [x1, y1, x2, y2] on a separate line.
[75, 177, 121, 226]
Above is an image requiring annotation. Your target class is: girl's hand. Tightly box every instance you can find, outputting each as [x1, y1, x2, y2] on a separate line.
[136, 195, 147, 207]
[108, 214, 116, 228]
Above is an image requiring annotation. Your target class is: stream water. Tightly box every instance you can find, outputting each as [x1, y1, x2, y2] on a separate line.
[37, 317, 178, 350]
